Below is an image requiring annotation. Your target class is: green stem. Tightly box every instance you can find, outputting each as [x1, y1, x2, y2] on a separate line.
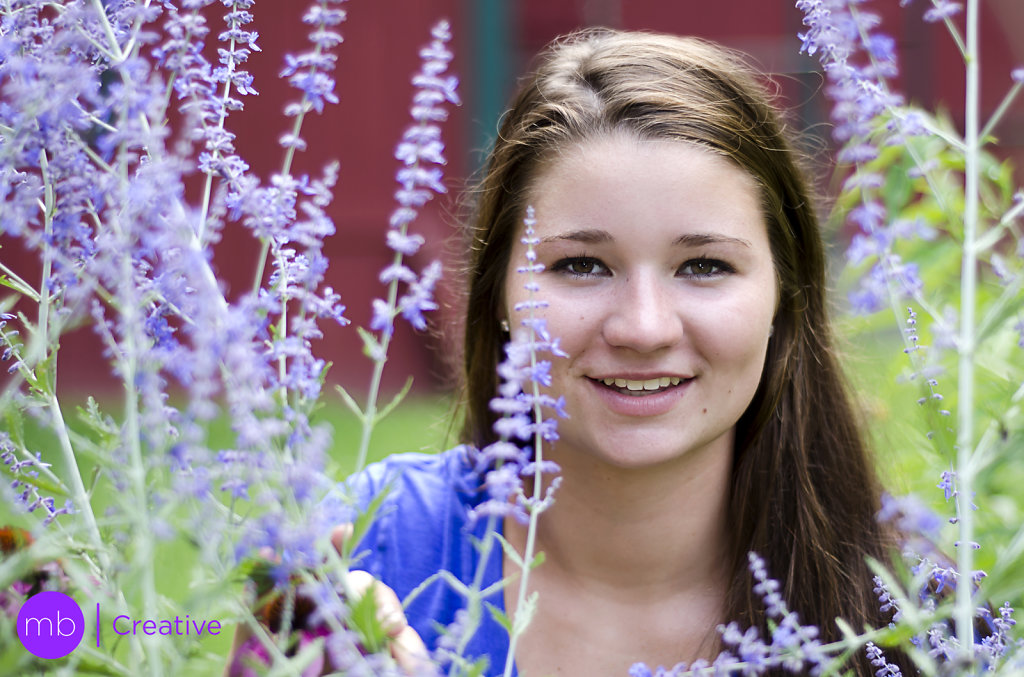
[252, 238, 271, 294]
[353, 251, 401, 472]
[120, 313, 164, 676]
[975, 198, 1024, 252]
[954, 0, 979, 655]
[503, 248, 547, 677]
[251, 47, 323, 294]
[447, 516, 500, 668]
[118, 0, 155, 62]
[49, 393, 108, 571]
[36, 150, 53, 365]
[979, 81, 1022, 143]
[197, 30, 240, 244]
[37, 150, 108, 566]
[89, 0, 125, 62]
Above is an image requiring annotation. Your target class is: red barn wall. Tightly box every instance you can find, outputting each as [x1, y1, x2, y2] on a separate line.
[2, 0, 1020, 400]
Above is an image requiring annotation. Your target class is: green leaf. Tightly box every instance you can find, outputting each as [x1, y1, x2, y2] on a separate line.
[834, 617, 859, 642]
[348, 482, 393, 559]
[347, 584, 389, 654]
[485, 601, 512, 633]
[0, 459, 68, 499]
[357, 326, 384, 361]
[512, 591, 539, 635]
[77, 396, 119, 440]
[492, 532, 525, 570]
[375, 375, 414, 423]
[464, 658, 490, 677]
[334, 384, 364, 419]
[976, 274, 1024, 345]
[0, 273, 40, 301]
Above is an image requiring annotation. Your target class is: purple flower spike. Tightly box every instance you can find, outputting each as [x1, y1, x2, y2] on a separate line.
[279, 0, 346, 126]
[923, 1, 963, 23]
[866, 642, 902, 676]
[372, 20, 460, 337]
[468, 207, 565, 524]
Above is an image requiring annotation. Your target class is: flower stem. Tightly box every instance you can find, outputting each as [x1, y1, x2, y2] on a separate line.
[35, 149, 53, 364]
[89, 0, 125, 62]
[49, 393, 107, 570]
[954, 0, 979, 654]
[503, 252, 546, 677]
[251, 34, 325, 295]
[353, 253, 401, 472]
[36, 150, 105, 564]
[979, 81, 1022, 142]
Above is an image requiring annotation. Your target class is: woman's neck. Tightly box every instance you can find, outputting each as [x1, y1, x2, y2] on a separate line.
[508, 437, 734, 599]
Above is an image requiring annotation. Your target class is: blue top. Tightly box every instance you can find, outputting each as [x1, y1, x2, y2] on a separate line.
[327, 448, 515, 676]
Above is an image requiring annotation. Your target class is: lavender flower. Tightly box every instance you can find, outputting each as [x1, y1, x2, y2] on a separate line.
[371, 20, 459, 340]
[796, 2, 942, 320]
[630, 553, 827, 676]
[923, 1, 963, 23]
[797, 0, 905, 145]
[1, 433, 74, 526]
[866, 642, 902, 676]
[977, 602, 1018, 663]
[938, 470, 957, 502]
[873, 575, 903, 625]
[469, 207, 566, 525]
[877, 493, 943, 544]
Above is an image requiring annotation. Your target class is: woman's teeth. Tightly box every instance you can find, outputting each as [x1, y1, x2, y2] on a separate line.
[599, 376, 683, 392]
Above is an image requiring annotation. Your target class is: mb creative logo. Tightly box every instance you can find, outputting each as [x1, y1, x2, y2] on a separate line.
[17, 590, 85, 660]
[16, 591, 225, 660]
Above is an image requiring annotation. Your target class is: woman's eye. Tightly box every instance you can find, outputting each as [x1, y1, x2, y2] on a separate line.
[680, 258, 730, 277]
[553, 257, 607, 277]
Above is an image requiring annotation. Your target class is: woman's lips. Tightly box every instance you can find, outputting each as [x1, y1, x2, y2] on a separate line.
[595, 375, 687, 394]
[588, 376, 693, 416]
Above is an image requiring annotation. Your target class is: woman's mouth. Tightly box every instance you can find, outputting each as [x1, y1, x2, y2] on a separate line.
[594, 376, 690, 396]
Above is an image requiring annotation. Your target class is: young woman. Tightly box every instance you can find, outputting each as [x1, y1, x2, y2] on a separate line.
[304, 28, 905, 676]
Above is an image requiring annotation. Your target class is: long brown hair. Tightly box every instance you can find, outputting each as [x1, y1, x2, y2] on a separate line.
[460, 29, 902, 675]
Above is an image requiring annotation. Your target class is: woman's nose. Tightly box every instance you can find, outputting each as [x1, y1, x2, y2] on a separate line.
[601, 272, 684, 353]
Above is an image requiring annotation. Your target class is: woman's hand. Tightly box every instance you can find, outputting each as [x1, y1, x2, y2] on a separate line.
[330, 525, 432, 673]
[224, 526, 431, 676]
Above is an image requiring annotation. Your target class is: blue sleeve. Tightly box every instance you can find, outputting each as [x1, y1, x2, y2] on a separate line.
[324, 449, 514, 675]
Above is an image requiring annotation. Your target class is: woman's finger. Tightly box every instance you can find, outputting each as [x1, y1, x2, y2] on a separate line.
[346, 570, 407, 634]
[330, 527, 432, 673]
[330, 523, 354, 556]
[391, 624, 433, 674]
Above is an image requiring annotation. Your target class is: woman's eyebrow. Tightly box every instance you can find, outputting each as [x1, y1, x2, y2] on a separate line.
[673, 233, 752, 248]
[540, 229, 613, 244]
[538, 230, 752, 248]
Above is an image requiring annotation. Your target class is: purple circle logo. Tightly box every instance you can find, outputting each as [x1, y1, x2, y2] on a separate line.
[17, 591, 85, 659]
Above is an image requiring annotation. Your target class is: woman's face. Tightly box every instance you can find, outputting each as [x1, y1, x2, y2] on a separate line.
[502, 134, 778, 472]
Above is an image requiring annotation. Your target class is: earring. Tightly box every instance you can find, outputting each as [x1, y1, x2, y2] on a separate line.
[768, 325, 775, 338]
[500, 318, 510, 333]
